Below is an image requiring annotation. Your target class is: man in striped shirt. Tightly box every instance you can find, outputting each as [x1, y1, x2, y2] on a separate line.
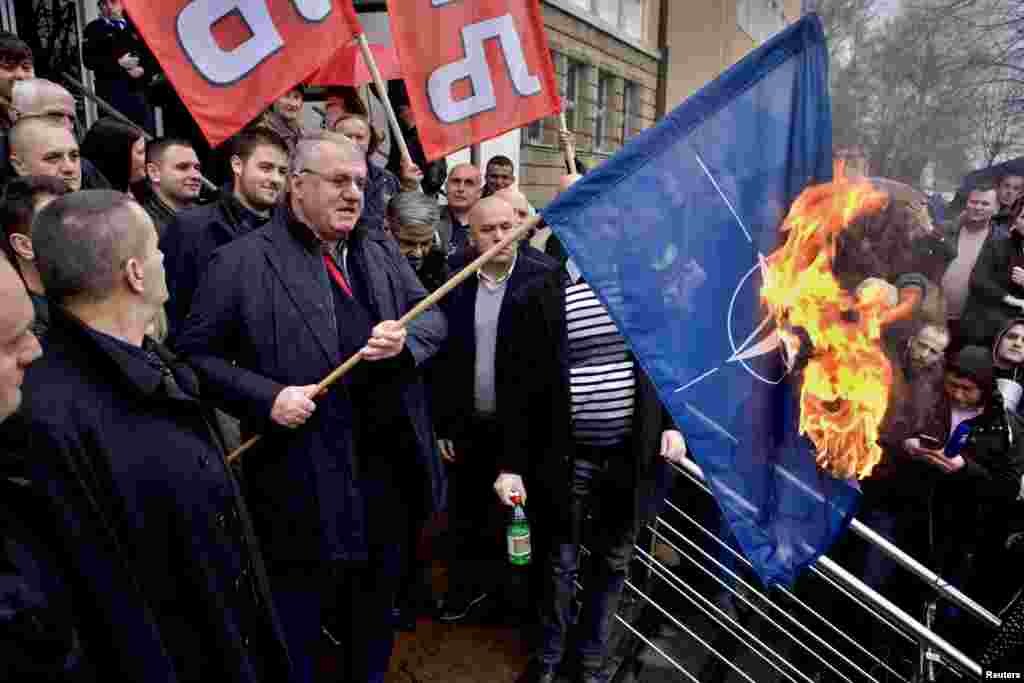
[495, 257, 687, 683]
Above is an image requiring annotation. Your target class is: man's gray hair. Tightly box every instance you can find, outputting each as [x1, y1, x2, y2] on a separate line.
[11, 78, 72, 116]
[387, 191, 440, 228]
[32, 190, 145, 305]
[293, 130, 363, 172]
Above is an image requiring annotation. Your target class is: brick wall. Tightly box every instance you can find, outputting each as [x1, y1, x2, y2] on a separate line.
[520, 3, 661, 209]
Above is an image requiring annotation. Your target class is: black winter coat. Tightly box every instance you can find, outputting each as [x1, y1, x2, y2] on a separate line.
[962, 230, 1024, 346]
[133, 181, 179, 237]
[0, 464, 94, 681]
[161, 195, 273, 340]
[434, 245, 557, 446]
[82, 17, 154, 131]
[496, 268, 673, 540]
[175, 210, 447, 568]
[19, 308, 290, 682]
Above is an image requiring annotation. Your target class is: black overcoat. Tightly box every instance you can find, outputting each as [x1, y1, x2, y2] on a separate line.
[434, 244, 557, 446]
[160, 195, 272, 340]
[19, 308, 290, 682]
[175, 210, 447, 568]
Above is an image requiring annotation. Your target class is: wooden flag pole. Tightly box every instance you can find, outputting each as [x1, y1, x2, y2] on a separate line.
[559, 112, 577, 176]
[227, 212, 544, 464]
[355, 34, 414, 168]
[62, 71, 219, 193]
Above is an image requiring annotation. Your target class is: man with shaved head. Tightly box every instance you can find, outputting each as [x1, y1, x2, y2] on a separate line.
[437, 161, 482, 255]
[7, 117, 81, 191]
[1, 78, 111, 189]
[433, 194, 556, 622]
[493, 185, 535, 240]
[176, 131, 446, 682]
[10, 78, 77, 129]
[530, 172, 582, 263]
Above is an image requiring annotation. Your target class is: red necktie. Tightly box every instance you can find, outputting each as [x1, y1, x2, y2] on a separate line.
[323, 253, 353, 298]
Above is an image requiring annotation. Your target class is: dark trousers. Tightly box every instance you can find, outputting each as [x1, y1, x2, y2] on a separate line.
[447, 416, 506, 594]
[540, 456, 635, 671]
[269, 468, 409, 683]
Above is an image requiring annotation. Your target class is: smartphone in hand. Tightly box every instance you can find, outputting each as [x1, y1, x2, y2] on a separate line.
[917, 434, 944, 450]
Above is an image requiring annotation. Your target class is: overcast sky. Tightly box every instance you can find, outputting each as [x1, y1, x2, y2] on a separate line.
[876, 0, 901, 16]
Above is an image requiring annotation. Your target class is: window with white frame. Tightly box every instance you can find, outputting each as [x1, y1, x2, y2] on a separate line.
[737, 0, 786, 44]
[566, 0, 645, 40]
[595, 0, 619, 26]
[562, 57, 583, 133]
[622, 79, 639, 141]
[526, 118, 543, 145]
[621, 0, 644, 39]
[594, 72, 613, 150]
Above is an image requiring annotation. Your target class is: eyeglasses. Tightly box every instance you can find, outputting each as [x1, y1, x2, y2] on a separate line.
[297, 168, 366, 193]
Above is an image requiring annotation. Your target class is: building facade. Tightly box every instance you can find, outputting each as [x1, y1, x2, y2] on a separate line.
[518, 0, 803, 208]
[1, 0, 801, 209]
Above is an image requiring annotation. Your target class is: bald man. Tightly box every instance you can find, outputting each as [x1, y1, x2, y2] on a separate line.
[437, 162, 482, 255]
[8, 117, 81, 192]
[493, 186, 530, 226]
[176, 131, 446, 683]
[1, 78, 111, 189]
[434, 195, 556, 622]
[10, 78, 76, 129]
[530, 173, 582, 260]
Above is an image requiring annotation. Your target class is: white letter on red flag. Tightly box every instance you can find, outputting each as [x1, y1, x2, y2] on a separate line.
[389, 0, 560, 161]
[125, 0, 362, 146]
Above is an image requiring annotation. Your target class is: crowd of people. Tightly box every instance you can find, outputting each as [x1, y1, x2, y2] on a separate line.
[0, 24, 688, 683]
[2, 14, 1024, 682]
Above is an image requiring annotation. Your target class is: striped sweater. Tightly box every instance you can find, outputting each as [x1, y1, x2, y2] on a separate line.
[565, 274, 635, 447]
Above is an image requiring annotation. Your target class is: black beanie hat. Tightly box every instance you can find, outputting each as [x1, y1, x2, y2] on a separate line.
[949, 345, 995, 396]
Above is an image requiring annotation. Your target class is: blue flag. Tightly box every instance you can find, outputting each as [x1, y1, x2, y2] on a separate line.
[541, 14, 858, 587]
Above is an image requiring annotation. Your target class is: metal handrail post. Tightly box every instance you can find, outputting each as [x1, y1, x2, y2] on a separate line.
[847, 517, 1000, 628]
[671, 458, 984, 679]
[672, 458, 1000, 628]
[816, 556, 980, 678]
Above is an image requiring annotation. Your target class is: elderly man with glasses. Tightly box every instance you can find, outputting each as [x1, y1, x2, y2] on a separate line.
[176, 131, 446, 683]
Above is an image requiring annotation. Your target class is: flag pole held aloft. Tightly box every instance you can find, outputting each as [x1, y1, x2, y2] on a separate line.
[355, 34, 413, 168]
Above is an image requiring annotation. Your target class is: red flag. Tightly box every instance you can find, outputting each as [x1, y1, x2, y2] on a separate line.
[306, 41, 401, 88]
[388, 0, 560, 161]
[124, 0, 362, 147]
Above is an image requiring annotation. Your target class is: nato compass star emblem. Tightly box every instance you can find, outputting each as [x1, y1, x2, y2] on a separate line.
[669, 152, 795, 444]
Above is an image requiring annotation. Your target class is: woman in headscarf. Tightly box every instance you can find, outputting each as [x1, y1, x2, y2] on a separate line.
[80, 116, 146, 193]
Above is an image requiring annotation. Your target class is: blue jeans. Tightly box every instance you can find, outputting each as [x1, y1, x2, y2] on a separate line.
[540, 457, 635, 672]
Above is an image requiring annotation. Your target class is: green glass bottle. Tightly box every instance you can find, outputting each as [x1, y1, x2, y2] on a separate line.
[507, 493, 531, 566]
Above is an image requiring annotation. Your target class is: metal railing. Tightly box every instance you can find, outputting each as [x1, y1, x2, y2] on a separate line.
[582, 457, 996, 681]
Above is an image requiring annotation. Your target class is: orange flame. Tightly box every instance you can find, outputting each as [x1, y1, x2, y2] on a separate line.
[761, 178, 893, 480]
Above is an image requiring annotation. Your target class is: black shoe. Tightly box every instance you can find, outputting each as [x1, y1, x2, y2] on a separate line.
[575, 664, 609, 683]
[515, 660, 556, 683]
[392, 605, 416, 632]
[437, 589, 490, 622]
